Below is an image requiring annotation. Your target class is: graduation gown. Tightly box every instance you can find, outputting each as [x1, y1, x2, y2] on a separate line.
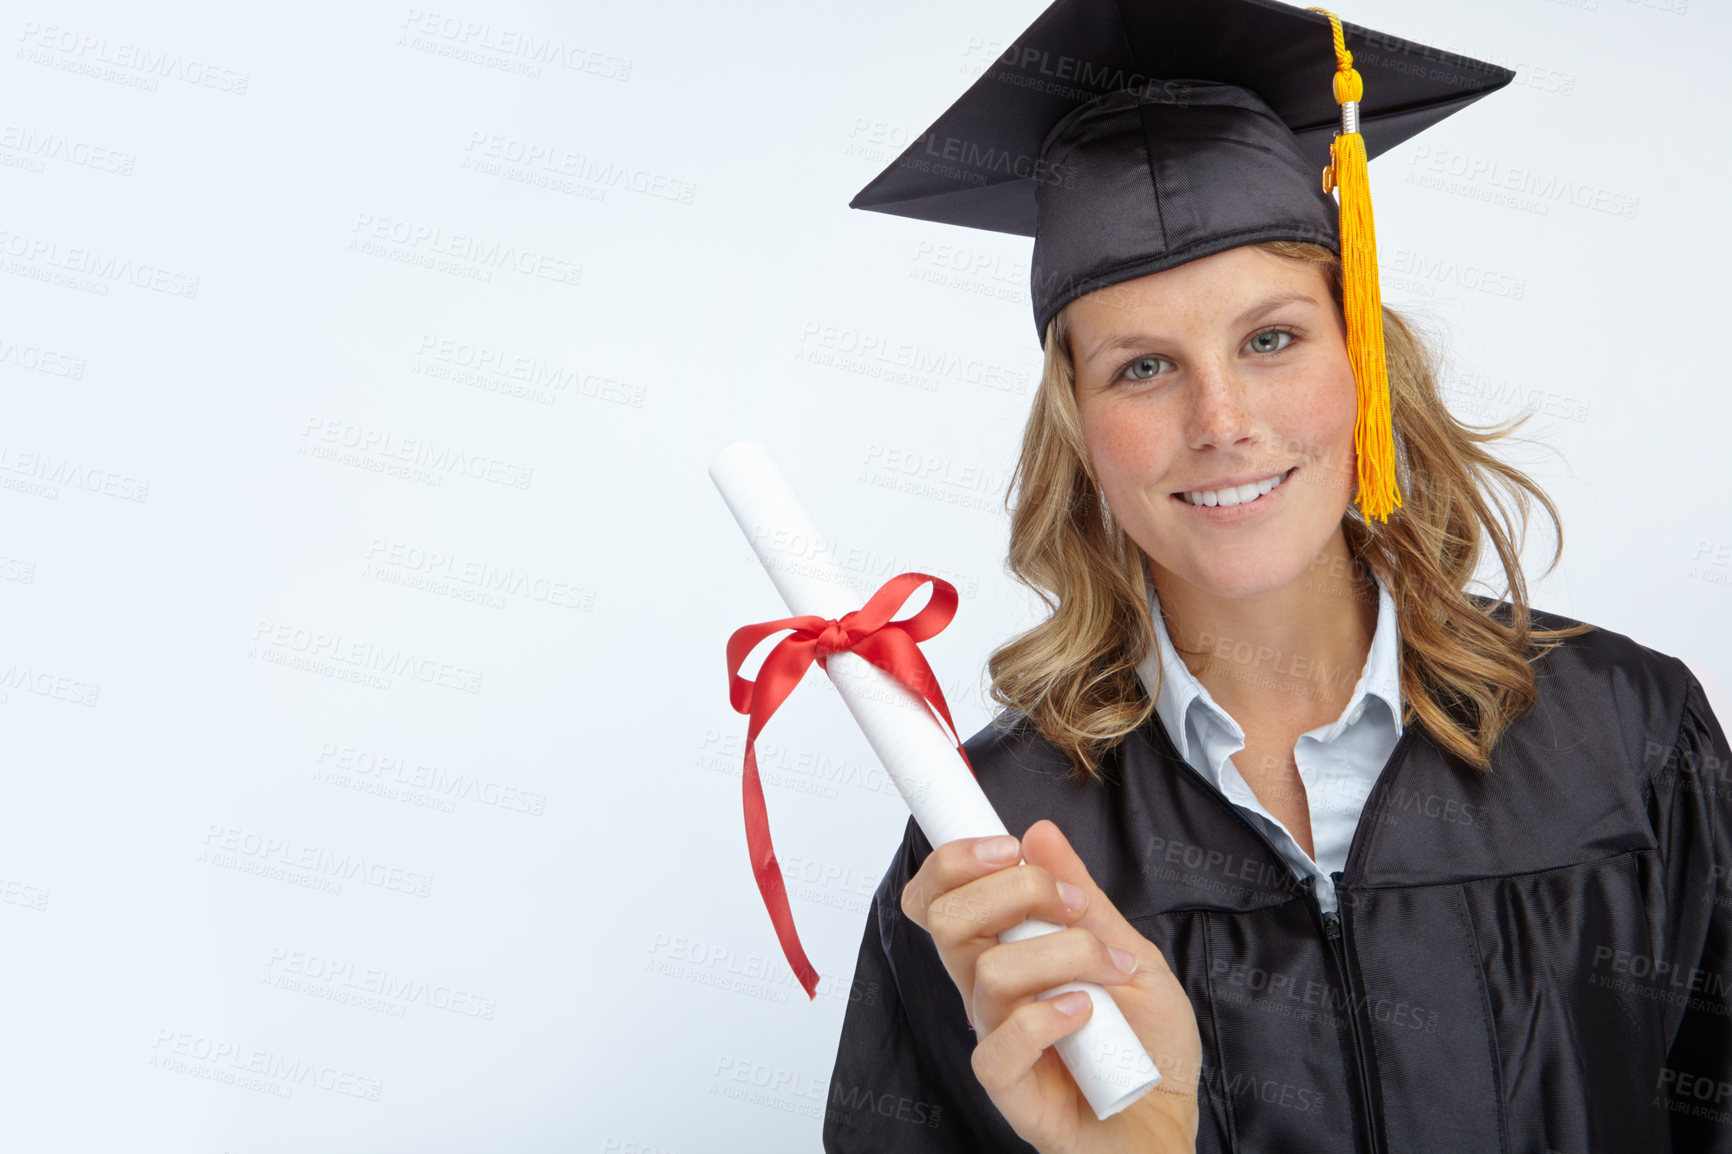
[821, 607, 1732, 1153]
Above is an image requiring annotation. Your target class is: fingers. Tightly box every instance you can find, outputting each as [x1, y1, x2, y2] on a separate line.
[972, 926, 1138, 1029]
[1020, 819, 1179, 981]
[899, 835, 1019, 930]
[901, 836, 1087, 945]
[931, 865, 1092, 950]
[969, 988, 1094, 1099]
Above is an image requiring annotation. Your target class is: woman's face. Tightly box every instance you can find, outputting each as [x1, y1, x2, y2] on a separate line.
[1065, 245, 1358, 602]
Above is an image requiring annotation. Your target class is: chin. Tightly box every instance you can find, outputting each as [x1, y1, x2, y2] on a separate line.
[1133, 487, 1352, 600]
[1146, 518, 1336, 601]
[1182, 559, 1313, 600]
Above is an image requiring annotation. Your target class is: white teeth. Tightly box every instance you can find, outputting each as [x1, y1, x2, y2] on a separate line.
[1184, 469, 1288, 507]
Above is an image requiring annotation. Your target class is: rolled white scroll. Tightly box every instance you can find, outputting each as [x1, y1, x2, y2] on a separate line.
[709, 440, 1160, 1121]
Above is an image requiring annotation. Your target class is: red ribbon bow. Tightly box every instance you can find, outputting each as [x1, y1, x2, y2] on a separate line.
[725, 572, 974, 999]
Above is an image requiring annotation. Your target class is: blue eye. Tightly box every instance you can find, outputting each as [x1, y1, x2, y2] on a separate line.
[1122, 355, 1170, 381]
[1248, 329, 1294, 354]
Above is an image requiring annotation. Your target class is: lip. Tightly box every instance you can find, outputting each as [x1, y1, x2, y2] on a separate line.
[1170, 465, 1298, 524]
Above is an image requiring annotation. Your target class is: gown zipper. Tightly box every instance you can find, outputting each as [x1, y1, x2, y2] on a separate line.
[1143, 717, 1413, 1154]
[1324, 870, 1382, 1154]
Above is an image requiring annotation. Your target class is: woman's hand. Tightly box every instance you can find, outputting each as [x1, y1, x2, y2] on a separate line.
[901, 819, 1203, 1154]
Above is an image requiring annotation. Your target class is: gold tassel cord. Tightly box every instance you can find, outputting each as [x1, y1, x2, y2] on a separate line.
[1308, 7, 1401, 523]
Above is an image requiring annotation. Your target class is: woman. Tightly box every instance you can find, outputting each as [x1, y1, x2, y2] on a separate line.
[822, 3, 1732, 1153]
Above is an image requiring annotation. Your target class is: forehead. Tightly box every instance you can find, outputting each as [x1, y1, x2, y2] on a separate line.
[1064, 247, 1331, 343]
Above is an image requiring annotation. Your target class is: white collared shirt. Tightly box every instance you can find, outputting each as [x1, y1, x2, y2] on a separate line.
[1133, 572, 1404, 914]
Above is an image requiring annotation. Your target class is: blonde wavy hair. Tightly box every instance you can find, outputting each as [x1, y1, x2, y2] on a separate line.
[987, 239, 1592, 781]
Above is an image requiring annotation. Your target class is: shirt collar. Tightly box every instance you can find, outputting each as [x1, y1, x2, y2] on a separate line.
[1134, 568, 1403, 770]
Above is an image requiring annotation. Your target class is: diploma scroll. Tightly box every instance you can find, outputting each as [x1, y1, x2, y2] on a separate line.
[710, 440, 1160, 1121]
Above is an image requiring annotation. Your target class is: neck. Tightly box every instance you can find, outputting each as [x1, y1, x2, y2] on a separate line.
[1151, 533, 1378, 732]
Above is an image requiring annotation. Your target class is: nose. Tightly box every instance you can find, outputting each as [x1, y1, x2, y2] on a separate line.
[1184, 356, 1258, 451]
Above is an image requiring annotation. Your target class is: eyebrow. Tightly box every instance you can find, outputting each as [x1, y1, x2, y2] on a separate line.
[1080, 290, 1320, 366]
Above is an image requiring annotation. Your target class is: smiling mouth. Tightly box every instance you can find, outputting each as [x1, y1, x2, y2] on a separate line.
[1174, 466, 1298, 508]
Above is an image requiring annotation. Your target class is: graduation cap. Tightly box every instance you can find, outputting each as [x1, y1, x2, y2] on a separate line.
[849, 0, 1514, 523]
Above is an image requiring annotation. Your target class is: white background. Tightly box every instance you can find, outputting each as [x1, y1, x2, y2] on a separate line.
[0, 0, 1726, 1150]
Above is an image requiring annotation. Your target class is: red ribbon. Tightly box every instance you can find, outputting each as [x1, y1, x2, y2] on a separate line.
[725, 572, 974, 999]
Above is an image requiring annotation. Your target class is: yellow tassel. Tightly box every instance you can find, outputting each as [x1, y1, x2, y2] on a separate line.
[1308, 7, 1401, 523]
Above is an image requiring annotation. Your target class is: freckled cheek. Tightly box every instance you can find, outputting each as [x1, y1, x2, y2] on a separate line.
[1080, 405, 1179, 507]
[1266, 371, 1358, 467]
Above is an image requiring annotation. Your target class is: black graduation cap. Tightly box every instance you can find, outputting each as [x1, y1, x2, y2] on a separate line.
[850, 0, 1513, 341]
[848, 0, 1515, 524]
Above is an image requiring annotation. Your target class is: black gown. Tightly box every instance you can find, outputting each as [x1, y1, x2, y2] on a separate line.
[821, 604, 1732, 1153]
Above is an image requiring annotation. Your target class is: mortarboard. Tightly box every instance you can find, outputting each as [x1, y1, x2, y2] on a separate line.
[849, 0, 1514, 523]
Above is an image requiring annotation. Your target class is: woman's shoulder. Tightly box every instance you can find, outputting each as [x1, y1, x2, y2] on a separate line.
[954, 709, 1108, 824]
[1473, 593, 1691, 687]
[958, 709, 1058, 775]
[889, 709, 1147, 869]
[1468, 592, 1712, 767]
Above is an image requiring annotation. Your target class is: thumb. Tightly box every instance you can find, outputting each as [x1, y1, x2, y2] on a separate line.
[1021, 822, 1205, 1126]
[1020, 819, 1152, 959]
